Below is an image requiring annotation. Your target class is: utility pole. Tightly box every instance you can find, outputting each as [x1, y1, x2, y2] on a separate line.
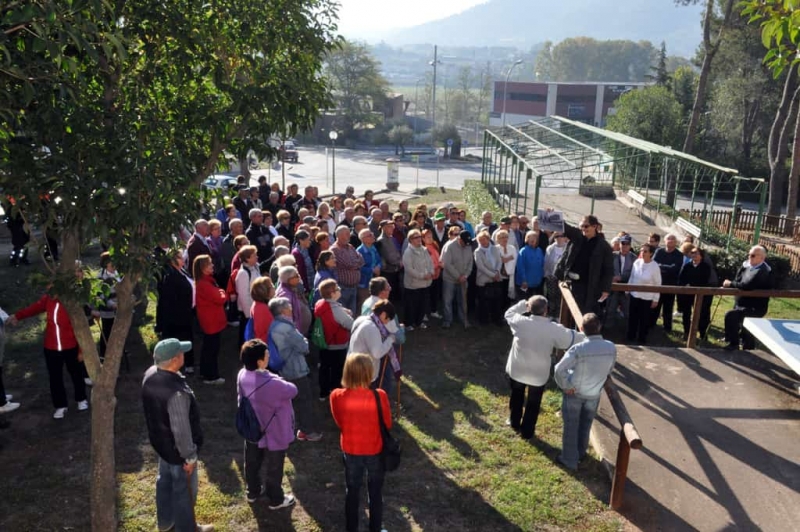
[502, 59, 523, 129]
[429, 45, 441, 143]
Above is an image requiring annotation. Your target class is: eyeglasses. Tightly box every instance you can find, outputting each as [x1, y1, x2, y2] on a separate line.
[580, 224, 591, 229]
[410, 235, 422, 240]
[749, 253, 758, 258]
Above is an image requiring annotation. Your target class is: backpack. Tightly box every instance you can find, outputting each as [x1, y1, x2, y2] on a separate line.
[236, 377, 275, 443]
[243, 317, 256, 342]
[311, 316, 328, 350]
[266, 328, 286, 373]
[227, 264, 253, 297]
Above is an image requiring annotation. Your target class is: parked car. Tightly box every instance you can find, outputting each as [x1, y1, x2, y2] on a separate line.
[278, 141, 299, 163]
[201, 174, 239, 191]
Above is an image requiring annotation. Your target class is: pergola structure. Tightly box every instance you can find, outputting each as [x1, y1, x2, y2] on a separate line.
[481, 116, 768, 248]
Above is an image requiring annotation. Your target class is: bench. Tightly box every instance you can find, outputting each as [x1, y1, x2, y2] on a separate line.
[743, 318, 800, 379]
[493, 187, 511, 211]
[627, 189, 646, 206]
[675, 216, 702, 238]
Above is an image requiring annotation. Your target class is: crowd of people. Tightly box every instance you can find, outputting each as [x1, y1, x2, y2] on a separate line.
[0, 178, 777, 531]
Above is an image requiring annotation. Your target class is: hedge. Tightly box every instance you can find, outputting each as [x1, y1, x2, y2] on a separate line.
[463, 180, 503, 225]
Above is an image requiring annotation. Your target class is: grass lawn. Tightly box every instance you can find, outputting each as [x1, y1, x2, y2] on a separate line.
[1, 241, 797, 531]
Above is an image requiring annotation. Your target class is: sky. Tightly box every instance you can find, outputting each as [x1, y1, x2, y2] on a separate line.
[336, 0, 487, 39]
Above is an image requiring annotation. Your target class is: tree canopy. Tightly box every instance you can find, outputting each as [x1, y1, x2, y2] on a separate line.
[534, 38, 656, 82]
[606, 86, 685, 148]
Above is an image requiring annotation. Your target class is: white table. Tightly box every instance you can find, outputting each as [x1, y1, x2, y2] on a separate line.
[743, 318, 800, 376]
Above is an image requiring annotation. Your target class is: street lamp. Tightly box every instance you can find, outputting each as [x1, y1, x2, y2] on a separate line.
[501, 59, 523, 129]
[329, 130, 338, 194]
[429, 44, 442, 139]
[413, 77, 425, 146]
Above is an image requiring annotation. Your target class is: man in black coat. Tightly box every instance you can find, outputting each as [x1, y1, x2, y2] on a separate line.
[245, 209, 273, 262]
[722, 246, 773, 350]
[555, 214, 614, 316]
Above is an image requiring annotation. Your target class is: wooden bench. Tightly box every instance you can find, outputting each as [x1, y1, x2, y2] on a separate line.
[676, 216, 702, 239]
[627, 189, 646, 206]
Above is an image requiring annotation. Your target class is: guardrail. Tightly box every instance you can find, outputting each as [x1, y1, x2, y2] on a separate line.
[558, 282, 643, 509]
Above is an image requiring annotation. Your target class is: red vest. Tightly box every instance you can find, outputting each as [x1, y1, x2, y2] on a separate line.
[313, 300, 350, 346]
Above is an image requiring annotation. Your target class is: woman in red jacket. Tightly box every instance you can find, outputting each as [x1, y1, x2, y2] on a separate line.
[8, 292, 90, 419]
[249, 276, 276, 341]
[330, 353, 392, 532]
[193, 254, 227, 385]
[314, 279, 353, 401]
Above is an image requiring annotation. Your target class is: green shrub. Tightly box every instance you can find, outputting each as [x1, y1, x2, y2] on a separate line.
[463, 180, 502, 224]
[707, 247, 793, 288]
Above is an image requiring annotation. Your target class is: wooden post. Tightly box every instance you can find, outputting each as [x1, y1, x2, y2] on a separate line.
[686, 293, 704, 348]
[610, 429, 631, 510]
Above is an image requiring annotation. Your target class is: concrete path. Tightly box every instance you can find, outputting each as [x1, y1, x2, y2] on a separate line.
[592, 345, 800, 531]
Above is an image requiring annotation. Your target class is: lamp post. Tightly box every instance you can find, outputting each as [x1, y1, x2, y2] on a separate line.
[429, 45, 442, 142]
[413, 77, 425, 146]
[329, 130, 338, 194]
[501, 59, 523, 129]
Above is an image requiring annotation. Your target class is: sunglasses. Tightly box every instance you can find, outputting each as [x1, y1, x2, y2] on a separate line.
[580, 224, 592, 229]
[749, 253, 758, 258]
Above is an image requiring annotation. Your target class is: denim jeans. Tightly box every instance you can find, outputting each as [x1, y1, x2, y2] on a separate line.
[343, 453, 384, 532]
[442, 280, 465, 326]
[340, 287, 358, 316]
[156, 458, 198, 532]
[244, 441, 286, 505]
[560, 393, 600, 470]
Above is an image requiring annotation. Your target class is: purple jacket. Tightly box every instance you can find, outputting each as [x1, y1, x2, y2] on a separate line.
[237, 368, 298, 450]
[276, 284, 304, 331]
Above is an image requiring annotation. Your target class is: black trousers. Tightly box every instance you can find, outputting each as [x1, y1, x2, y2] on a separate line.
[725, 306, 766, 348]
[477, 282, 504, 325]
[429, 277, 442, 314]
[161, 322, 195, 368]
[404, 287, 428, 327]
[200, 332, 221, 381]
[653, 292, 676, 331]
[508, 377, 545, 439]
[244, 441, 286, 505]
[678, 295, 713, 338]
[98, 317, 115, 361]
[319, 347, 347, 397]
[0, 367, 7, 407]
[627, 296, 655, 344]
[383, 271, 401, 302]
[237, 311, 247, 349]
[44, 347, 87, 409]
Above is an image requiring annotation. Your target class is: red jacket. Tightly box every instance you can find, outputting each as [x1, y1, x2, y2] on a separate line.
[330, 387, 391, 455]
[250, 300, 273, 342]
[15, 295, 78, 351]
[314, 300, 350, 346]
[195, 276, 227, 334]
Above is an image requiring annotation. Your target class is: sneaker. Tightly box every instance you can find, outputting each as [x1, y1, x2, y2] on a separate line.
[53, 407, 67, 419]
[0, 402, 20, 414]
[430, 312, 442, 319]
[184, 366, 195, 375]
[419, 323, 428, 330]
[77, 400, 89, 411]
[5, 394, 12, 401]
[318, 395, 329, 402]
[228, 320, 240, 327]
[406, 325, 415, 332]
[84, 378, 94, 386]
[422, 315, 429, 322]
[268, 494, 296, 510]
[296, 430, 323, 442]
[196, 525, 215, 532]
[246, 485, 266, 503]
[203, 378, 225, 385]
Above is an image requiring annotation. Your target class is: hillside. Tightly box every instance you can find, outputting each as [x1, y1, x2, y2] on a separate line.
[384, 0, 704, 57]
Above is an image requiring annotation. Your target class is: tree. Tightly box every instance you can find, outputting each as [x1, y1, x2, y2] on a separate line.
[679, 0, 736, 155]
[606, 86, 685, 148]
[388, 125, 414, 156]
[741, 0, 800, 217]
[475, 61, 494, 124]
[0, 1, 336, 529]
[534, 41, 555, 81]
[648, 41, 671, 86]
[324, 40, 390, 140]
[540, 38, 656, 82]
[671, 66, 699, 114]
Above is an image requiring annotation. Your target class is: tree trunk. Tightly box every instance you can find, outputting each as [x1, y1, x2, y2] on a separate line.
[787, 110, 800, 233]
[59, 228, 139, 531]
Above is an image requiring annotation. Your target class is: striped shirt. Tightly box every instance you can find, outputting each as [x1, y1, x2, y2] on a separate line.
[331, 241, 364, 288]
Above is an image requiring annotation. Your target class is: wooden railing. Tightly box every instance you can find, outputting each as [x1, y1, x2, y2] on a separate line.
[558, 282, 643, 509]
[682, 208, 800, 243]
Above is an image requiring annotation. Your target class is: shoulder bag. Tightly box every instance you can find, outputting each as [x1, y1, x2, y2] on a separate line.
[372, 389, 401, 472]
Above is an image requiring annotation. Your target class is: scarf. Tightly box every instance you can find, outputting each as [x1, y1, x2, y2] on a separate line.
[480, 244, 500, 272]
[371, 313, 400, 373]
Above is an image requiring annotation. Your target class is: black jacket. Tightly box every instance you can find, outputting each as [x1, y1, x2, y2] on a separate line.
[555, 222, 614, 310]
[156, 266, 194, 331]
[731, 263, 772, 314]
[142, 368, 203, 465]
[246, 224, 274, 262]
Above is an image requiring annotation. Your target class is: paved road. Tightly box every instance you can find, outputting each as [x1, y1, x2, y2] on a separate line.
[249, 146, 484, 193]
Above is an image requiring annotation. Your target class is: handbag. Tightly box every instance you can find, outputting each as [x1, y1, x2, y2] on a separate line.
[372, 389, 401, 472]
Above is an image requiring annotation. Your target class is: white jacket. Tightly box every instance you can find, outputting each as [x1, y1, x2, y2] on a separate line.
[498, 243, 518, 299]
[504, 300, 585, 386]
[236, 264, 261, 317]
[628, 259, 662, 303]
[349, 315, 395, 382]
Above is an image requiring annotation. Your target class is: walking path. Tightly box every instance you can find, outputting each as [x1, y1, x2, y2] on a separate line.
[592, 345, 800, 531]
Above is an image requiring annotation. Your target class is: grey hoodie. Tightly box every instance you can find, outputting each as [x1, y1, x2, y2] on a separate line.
[440, 239, 474, 284]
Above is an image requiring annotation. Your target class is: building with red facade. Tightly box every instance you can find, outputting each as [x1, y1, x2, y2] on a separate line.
[489, 81, 650, 128]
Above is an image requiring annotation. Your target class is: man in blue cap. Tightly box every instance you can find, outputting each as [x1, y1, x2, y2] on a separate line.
[142, 338, 213, 532]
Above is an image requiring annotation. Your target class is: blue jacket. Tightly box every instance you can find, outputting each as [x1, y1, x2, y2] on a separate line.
[269, 316, 310, 380]
[554, 335, 616, 399]
[357, 243, 381, 289]
[515, 245, 545, 288]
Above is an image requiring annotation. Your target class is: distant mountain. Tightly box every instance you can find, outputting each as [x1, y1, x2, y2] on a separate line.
[383, 0, 704, 57]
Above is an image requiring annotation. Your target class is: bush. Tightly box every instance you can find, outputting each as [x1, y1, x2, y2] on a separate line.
[707, 247, 793, 288]
[463, 180, 503, 224]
